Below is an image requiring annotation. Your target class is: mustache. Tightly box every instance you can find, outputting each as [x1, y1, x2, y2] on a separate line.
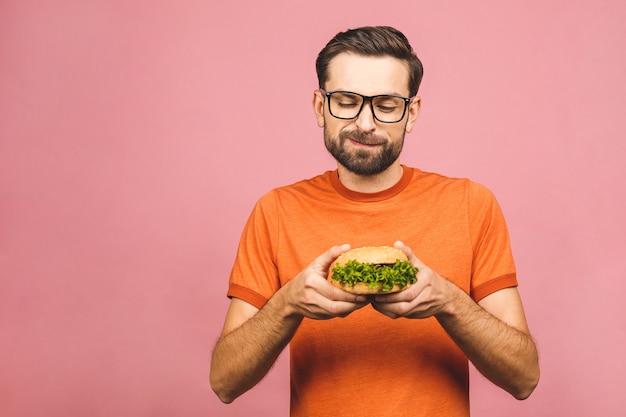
[340, 129, 387, 146]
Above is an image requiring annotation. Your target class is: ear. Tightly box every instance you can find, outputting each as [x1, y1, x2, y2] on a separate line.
[312, 90, 325, 128]
[404, 96, 421, 133]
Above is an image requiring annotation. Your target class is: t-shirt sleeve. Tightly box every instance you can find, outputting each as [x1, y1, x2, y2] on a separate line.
[227, 191, 281, 309]
[467, 181, 518, 301]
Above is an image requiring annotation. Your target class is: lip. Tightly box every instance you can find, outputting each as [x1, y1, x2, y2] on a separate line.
[348, 138, 382, 148]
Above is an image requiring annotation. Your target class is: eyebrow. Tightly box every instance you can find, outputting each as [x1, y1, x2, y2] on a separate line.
[328, 89, 411, 97]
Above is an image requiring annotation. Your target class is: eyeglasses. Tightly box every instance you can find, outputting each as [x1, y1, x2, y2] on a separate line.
[320, 89, 413, 123]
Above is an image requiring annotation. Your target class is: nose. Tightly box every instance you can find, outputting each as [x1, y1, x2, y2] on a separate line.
[355, 100, 376, 132]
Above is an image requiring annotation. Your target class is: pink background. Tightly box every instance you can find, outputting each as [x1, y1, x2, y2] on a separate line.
[1, 0, 625, 416]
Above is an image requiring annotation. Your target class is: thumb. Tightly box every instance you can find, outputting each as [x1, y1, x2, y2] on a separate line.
[312, 244, 351, 277]
[393, 240, 426, 270]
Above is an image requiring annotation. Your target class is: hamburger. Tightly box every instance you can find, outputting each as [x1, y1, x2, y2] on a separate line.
[329, 246, 418, 294]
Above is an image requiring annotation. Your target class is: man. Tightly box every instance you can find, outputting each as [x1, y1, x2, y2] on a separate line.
[210, 26, 539, 417]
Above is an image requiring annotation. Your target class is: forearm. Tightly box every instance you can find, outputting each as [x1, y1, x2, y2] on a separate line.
[211, 245, 368, 403]
[436, 288, 539, 399]
[210, 290, 302, 404]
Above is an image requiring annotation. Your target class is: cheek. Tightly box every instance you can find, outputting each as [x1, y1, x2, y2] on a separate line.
[325, 119, 348, 137]
[378, 126, 401, 141]
[392, 123, 409, 137]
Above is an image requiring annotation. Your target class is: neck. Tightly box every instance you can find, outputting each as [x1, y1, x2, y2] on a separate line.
[337, 162, 404, 193]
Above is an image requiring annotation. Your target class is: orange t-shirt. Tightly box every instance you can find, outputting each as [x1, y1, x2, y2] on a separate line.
[228, 166, 517, 417]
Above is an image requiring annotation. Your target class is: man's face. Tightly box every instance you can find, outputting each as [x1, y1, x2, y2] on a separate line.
[314, 53, 420, 176]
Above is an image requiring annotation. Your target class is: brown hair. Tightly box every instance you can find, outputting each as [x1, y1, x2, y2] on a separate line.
[316, 26, 424, 96]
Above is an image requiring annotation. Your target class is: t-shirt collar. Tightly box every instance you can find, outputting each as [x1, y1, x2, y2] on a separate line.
[329, 165, 413, 202]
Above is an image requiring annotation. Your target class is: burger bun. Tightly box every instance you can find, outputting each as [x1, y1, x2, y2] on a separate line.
[329, 246, 411, 294]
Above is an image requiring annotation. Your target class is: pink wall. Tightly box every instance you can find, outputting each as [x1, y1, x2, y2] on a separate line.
[2, 1, 625, 416]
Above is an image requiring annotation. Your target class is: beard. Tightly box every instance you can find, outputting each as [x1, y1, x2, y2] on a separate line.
[324, 127, 405, 176]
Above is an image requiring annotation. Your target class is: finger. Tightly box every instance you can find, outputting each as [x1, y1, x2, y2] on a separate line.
[370, 301, 399, 319]
[374, 289, 412, 303]
[317, 278, 368, 303]
[305, 286, 369, 317]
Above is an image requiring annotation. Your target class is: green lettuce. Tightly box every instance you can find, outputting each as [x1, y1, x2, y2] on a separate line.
[331, 259, 418, 292]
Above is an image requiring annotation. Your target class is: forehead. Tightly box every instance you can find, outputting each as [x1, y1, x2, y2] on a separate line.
[325, 53, 410, 96]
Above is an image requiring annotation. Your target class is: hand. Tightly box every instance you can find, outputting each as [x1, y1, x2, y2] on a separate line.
[283, 244, 370, 320]
[371, 241, 460, 319]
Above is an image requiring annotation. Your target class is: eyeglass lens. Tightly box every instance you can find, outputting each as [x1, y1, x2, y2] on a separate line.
[328, 92, 407, 123]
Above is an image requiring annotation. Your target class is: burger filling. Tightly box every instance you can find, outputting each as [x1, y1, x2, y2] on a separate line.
[331, 259, 418, 292]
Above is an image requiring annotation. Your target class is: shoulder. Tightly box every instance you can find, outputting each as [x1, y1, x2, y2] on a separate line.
[408, 166, 467, 188]
[406, 167, 473, 199]
[248, 170, 336, 214]
[413, 167, 495, 196]
[404, 168, 503, 216]
[259, 170, 336, 201]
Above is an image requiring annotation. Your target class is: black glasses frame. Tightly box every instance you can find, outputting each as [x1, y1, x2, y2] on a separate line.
[320, 89, 413, 124]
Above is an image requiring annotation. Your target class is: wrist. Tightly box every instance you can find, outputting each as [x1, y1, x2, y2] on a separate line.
[437, 279, 470, 319]
[273, 281, 305, 324]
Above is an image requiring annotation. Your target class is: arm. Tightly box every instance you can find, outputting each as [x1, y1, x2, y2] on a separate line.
[438, 286, 538, 399]
[210, 244, 368, 404]
[209, 295, 300, 404]
[372, 242, 539, 400]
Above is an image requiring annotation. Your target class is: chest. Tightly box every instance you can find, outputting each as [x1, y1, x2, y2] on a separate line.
[274, 192, 473, 291]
